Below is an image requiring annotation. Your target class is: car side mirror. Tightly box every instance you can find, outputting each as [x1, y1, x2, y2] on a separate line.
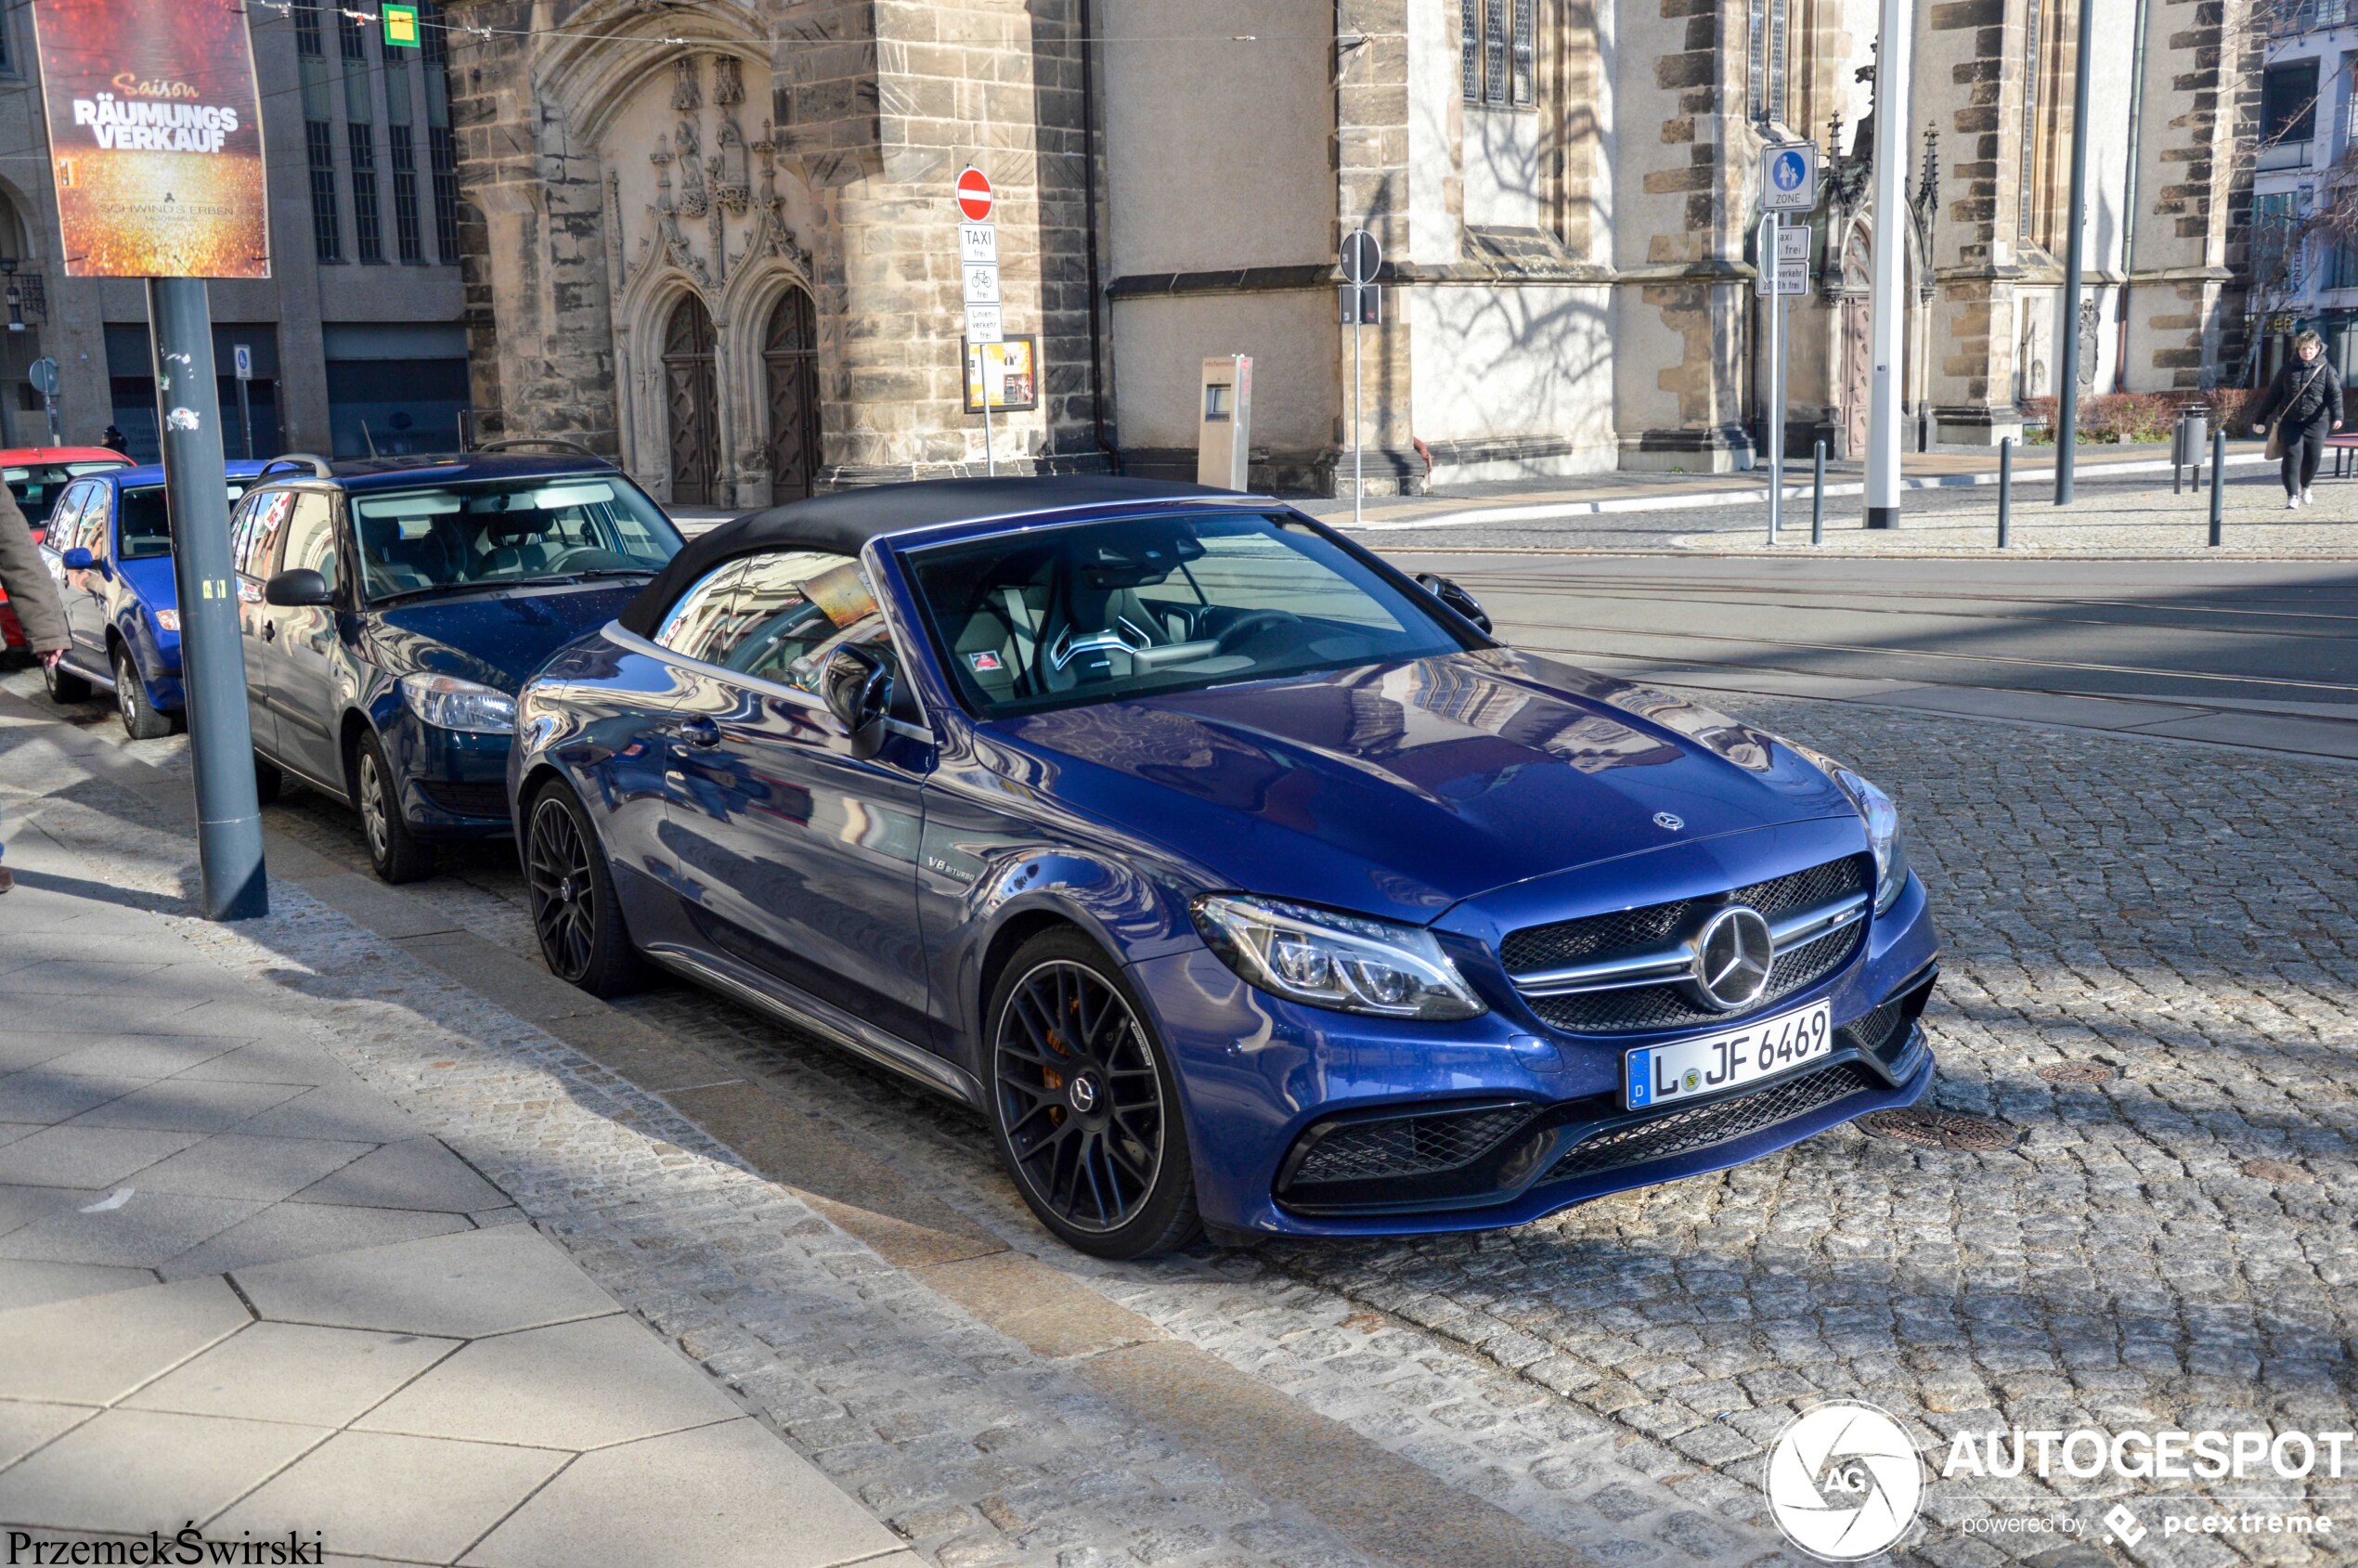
[1416, 573, 1493, 635]
[59, 547, 93, 571]
[264, 567, 332, 608]
[823, 644, 892, 761]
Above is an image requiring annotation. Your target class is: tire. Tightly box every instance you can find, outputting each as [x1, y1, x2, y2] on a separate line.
[350, 729, 434, 884]
[985, 928, 1201, 1259]
[113, 643, 175, 740]
[524, 779, 642, 996]
[253, 757, 283, 807]
[43, 653, 91, 704]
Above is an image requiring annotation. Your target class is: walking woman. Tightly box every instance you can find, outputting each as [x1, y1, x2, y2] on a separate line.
[2249, 330, 2345, 509]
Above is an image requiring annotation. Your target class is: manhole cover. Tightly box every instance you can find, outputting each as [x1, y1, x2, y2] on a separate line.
[2241, 1158, 2314, 1184]
[2036, 1061, 2115, 1084]
[1859, 1108, 2018, 1151]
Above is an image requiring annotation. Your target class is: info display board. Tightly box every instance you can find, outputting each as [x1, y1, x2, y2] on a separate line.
[31, 0, 271, 279]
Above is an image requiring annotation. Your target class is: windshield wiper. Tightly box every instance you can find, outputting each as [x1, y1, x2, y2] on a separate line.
[369, 582, 484, 606]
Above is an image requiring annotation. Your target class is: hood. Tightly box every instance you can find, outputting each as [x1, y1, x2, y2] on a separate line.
[978, 650, 1857, 924]
[370, 582, 647, 692]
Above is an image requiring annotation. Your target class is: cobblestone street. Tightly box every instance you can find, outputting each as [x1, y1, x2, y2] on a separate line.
[13, 655, 2349, 1568]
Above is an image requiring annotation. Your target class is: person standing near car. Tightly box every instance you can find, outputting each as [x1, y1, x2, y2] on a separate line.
[2249, 330, 2345, 510]
[0, 483, 69, 891]
[100, 424, 130, 456]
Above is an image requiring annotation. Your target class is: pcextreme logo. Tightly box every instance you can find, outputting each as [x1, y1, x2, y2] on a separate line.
[1765, 1400, 1925, 1561]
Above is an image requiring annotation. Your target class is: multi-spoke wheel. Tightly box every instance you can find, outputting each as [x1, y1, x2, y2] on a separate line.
[987, 930, 1199, 1258]
[525, 781, 641, 996]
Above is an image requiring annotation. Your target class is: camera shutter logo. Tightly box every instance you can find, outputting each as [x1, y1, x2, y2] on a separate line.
[1765, 1401, 1923, 1561]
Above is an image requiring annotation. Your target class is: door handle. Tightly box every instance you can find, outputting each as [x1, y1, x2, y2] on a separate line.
[677, 717, 720, 749]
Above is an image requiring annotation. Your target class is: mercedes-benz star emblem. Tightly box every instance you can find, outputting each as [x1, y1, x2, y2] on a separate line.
[1691, 904, 1775, 1011]
[1653, 811, 1684, 831]
[1069, 1076, 1099, 1113]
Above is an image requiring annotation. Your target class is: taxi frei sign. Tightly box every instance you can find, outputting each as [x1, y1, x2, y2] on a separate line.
[30, 0, 270, 279]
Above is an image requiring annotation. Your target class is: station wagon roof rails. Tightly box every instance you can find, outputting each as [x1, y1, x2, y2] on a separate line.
[257, 453, 334, 479]
[473, 437, 613, 465]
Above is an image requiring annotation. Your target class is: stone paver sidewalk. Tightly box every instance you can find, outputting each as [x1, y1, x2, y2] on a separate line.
[0, 823, 913, 1568]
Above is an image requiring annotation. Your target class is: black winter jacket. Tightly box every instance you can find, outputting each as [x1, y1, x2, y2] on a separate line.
[2252, 356, 2345, 434]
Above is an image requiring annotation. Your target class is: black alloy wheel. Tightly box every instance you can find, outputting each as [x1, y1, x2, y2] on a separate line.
[524, 781, 641, 996]
[987, 932, 1199, 1258]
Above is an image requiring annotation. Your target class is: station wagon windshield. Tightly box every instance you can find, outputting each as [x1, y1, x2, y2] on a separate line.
[352, 474, 681, 602]
[905, 512, 1470, 718]
[116, 480, 254, 560]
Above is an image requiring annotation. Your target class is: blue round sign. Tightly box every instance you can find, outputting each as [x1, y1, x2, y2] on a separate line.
[1772, 149, 1806, 191]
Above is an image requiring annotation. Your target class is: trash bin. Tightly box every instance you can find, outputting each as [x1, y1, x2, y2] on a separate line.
[2172, 407, 2209, 468]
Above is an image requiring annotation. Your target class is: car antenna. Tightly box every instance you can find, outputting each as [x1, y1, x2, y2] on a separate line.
[362, 421, 378, 459]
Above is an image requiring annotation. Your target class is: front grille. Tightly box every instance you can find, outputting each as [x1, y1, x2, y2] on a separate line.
[419, 779, 510, 818]
[1289, 1104, 1534, 1186]
[1541, 1061, 1881, 1185]
[1505, 855, 1870, 1035]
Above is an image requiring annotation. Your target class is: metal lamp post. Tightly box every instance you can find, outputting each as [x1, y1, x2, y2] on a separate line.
[2053, 0, 2096, 504]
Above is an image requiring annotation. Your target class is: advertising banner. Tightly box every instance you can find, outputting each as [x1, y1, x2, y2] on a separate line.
[30, 0, 270, 279]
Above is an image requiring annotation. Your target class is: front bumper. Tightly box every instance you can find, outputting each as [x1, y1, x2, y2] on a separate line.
[383, 711, 516, 840]
[1130, 869, 1939, 1238]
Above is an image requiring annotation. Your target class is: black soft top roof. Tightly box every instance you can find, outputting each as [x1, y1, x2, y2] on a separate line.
[618, 475, 1244, 639]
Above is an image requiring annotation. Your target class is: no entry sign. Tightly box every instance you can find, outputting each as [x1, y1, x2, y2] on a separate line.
[955, 167, 994, 223]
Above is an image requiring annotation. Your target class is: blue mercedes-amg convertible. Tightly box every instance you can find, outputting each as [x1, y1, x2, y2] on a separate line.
[509, 477, 1937, 1257]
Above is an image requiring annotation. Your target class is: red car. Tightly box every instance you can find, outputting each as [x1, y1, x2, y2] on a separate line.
[0, 447, 132, 649]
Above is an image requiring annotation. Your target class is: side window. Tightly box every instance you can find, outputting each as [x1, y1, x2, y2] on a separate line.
[237, 490, 297, 579]
[654, 561, 749, 663]
[44, 483, 88, 546]
[714, 551, 875, 687]
[75, 486, 113, 555]
[278, 493, 341, 594]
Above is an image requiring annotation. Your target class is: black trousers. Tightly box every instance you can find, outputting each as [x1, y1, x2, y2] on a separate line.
[2281, 423, 2328, 496]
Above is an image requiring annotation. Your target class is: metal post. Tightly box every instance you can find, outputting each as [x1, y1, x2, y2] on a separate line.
[1864, 0, 1911, 528]
[236, 375, 254, 461]
[1811, 438, 1826, 545]
[146, 279, 266, 919]
[978, 343, 996, 478]
[1768, 218, 1786, 546]
[1352, 311, 1364, 527]
[2054, 0, 2095, 506]
[43, 387, 58, 446]
[2208, 425, 2225, 548]
[1997, 436, 2014, 548]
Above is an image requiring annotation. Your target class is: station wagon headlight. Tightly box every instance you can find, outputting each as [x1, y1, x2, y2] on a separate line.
[400, 673, 517, 735]
[1191, 895, 1487, 1020]
[1786, 742, 1911, 914]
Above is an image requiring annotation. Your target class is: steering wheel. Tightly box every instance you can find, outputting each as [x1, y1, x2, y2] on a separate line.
[828, 643, 892, 732]
[1214, 610, 1296, 654]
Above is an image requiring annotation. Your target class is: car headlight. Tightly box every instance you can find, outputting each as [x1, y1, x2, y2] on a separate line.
[151, 608, 178, 631]
[1786, 742, 1911, 914]
[399, 673, 517, 735]
[1190, 894, 1487, 1020]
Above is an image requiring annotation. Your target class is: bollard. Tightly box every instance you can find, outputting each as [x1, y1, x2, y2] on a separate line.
[1997, 437, 2013, 549]
[1811, 440, 1826, 546]
[2208, 426, 2225, 548]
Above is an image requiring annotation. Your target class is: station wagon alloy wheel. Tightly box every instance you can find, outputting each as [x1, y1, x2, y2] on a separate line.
[991, 953, 1178, 1248]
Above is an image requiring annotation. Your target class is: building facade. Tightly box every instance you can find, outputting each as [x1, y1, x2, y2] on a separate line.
[444, 0, 2257, 501]
[0, 0, 470, 463]
[2248, 0, 2358, 385]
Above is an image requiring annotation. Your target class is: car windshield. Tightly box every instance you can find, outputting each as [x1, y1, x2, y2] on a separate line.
[905, 511, 1471, 717]
[351, 473, 682, 602]
[116, 481, 253, 560]
[9, 461, 124, 519]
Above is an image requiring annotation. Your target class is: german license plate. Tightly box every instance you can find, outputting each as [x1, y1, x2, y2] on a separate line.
[1624, 1002, 1832, 1110]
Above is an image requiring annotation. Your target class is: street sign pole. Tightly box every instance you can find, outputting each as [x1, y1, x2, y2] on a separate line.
[2053, 0, 2096, 506]
[954, 168, 1000, 479]
[1756, 147, 1817, 546]
[1864, 0, 1911, 528]
[149, 279, 266, 918]
[1763, 214, 1782, 545]
[30, 357, 58, 445]
[233, 343, 254, 460]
